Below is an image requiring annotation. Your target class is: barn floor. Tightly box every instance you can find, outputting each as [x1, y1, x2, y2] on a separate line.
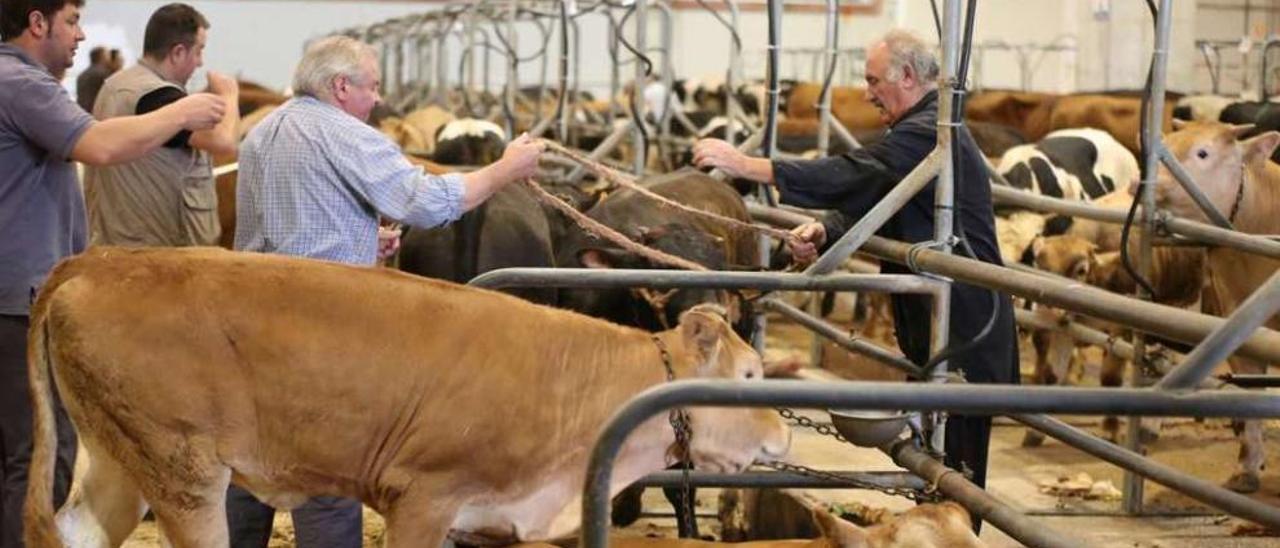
[118, 308, 1280, 547]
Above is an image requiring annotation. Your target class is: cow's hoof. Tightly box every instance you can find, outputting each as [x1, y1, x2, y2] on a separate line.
[1138, 425, 1160, 445]
[611, 484, 644, 526]
[1021, 430, 1046, 447]
[1225, 472, 1261, 494]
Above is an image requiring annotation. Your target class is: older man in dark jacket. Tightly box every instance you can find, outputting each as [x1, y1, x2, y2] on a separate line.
[693, 29, 1017, 531]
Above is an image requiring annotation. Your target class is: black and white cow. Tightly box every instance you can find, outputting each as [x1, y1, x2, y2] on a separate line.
[432, 119, 508, 166]
[995, 128, 1139, 203]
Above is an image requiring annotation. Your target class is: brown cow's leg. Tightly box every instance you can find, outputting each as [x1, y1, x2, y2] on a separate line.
[383, 493, 454, 548]
[1099, 343, 1126, 442]
[1022, 330, 1056, 447]
[147, 468, 231, 548]
[53, 442, 148, 547]
[1225, 356, 1268, 494]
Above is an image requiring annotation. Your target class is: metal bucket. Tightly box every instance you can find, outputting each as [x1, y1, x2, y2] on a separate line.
[828, 409, 910, 448]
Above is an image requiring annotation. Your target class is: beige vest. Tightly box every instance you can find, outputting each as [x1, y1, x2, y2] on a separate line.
[85, 63, 219, 247]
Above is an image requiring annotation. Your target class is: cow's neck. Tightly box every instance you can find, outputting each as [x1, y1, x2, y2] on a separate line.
[1234, 160, 1280, 235]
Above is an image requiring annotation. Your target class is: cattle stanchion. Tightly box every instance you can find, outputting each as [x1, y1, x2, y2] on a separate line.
[579, 381, 1280, 548]
[633, 469, 926, 490]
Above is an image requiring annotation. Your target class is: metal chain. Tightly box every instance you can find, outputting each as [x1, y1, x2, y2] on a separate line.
[653, 335, 696, 536]
[773, 407, 942, 502]
[756, 460, 942, 503]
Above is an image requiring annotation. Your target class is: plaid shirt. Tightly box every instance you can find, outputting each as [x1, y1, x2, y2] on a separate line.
[234, 96, 464, 265]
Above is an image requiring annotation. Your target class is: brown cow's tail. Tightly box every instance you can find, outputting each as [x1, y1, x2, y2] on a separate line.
[23, 312, 62, 548]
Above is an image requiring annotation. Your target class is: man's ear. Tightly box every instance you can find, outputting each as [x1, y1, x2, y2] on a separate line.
[27, 11, 49, 39]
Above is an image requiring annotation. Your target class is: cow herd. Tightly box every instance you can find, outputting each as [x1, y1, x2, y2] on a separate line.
[27, 74, 1280, 546]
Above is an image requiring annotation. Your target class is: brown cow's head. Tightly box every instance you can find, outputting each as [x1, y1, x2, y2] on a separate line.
[1031, 235, 1098, 282]
[669, 304, 789, 473]
[1152, 121, 1280, 223]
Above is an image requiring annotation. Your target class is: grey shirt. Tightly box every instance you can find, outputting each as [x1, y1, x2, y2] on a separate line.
[0, 43, 95, 315]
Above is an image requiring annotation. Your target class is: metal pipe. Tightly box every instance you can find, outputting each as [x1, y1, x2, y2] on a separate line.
[816, 0, 837, 156]
[635, 470, 927, 490]
[503, 0, 518, 138]
[1158, 144, 1233, 229]
[804, 151, 943, 276]
[1014, 414, 1280, 530]
[989, 186, 1280, 261]
[632, 0, 649, 175]
[470, 268, 945, 294]
[762, 299, 924, 378]
[566, 120, 633, 183]
[580, 381, 1280, 548]
[653, 1, 675, 151]
[1156, 270, 1280, 390]
[861, 236, 1280, 364]
[763, 0, 782, 161]
[885, 440, 1079, 548]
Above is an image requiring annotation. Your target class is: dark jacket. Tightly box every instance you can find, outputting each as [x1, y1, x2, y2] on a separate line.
[772, 90, 1018, 385]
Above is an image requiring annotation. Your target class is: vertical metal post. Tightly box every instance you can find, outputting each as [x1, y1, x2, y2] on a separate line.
[466, 6, 478, 95]
[607, 9, 621, 129]
[817, 0, 837, 156]
[632, 0, 649, 175]
[654, 2, 675, 151]
[928, 0, 962, 456]
[505, 0, 519, 138]
[725, 0, 741, 147]
[434, 17, 451, 106]
[1124, 0, 1174, 515]
[763, 0, 782, 160]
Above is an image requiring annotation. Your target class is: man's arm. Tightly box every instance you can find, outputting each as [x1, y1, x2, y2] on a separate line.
[457, 134, 543, 211]
[71, 93, 227, 165]
[691, 138, 775, 183]
[187, 72, 240, 156]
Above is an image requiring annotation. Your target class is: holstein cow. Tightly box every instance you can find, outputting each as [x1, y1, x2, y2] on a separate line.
[514, 503, 983, 548]
[434, 119, 509, 166]
[995, 128, 1139, 206]
[1216, 101, 1280, 163]
[1151, 121, 1280, 493]
[24, 248, 789, 548]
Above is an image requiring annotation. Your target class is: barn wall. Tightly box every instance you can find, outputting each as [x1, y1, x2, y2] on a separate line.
[67, 1, 1266, 101]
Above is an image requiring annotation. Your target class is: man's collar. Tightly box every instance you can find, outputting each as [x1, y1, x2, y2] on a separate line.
[891, 89, 939, 128]
[0, 42, 44, 71]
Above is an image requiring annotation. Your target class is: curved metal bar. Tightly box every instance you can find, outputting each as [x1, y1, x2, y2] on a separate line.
[581, 380, 1280, 548]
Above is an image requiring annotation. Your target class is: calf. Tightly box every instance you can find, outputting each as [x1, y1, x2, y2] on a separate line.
[24, 248, 789, 548]
[1151, 121, 1280, 493]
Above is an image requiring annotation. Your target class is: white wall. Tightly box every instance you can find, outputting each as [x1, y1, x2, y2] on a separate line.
[67, 0, 1266, 100]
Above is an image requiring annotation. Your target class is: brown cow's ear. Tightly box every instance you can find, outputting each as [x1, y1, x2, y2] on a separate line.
[1171, 118, 1188, 131]
[811, 510, 869, 548]
[1242, 131, 1280, 162]
[679, 307, 723, 367]
[1230, 123, 1257, 138]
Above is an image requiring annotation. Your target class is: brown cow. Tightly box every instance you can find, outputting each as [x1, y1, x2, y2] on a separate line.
[513, 503, 982, 548]
[1151, 121, 1280, 493]
[966, 91, 1176, 155]
[783, 84, 883, 132]
[24, 248, 789, 547]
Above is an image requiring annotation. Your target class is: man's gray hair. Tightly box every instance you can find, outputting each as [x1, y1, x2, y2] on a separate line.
[876, 30, 940, 88]
[292, 36, 377, 100]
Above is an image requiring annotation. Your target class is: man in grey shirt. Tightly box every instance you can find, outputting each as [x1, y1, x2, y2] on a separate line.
[0, 1, 225, 545]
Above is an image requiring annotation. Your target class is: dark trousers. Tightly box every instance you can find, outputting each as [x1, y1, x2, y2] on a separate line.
[1, 315, 77, 548]
[226, 485, 362, 548]
[943, 413, 992, 533]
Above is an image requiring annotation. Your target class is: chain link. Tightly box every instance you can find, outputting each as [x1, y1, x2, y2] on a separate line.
[773, 407, 941, 502]
[653, 335, 696, 537]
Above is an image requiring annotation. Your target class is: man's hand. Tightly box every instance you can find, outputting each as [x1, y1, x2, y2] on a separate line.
[692, 138, 746, 176]
[377, 226, 402, 261]
[205, 71, 240, 99]
[169, 93, 227, 131]
[788, 222, 827, 265]
[497, 133, 545, 182]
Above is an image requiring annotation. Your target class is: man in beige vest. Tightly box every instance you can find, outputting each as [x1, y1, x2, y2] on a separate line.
[85, 2, 238, 247]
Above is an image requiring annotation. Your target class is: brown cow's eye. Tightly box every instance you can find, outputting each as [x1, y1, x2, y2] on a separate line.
[1197, 149, 1209, 160]
[745, 371, 755, 379]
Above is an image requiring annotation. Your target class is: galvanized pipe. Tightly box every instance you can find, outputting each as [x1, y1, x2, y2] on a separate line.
[567, 120, 633, 183]
[632, 0, 649, 175]
[470, 268, 945, 294]
[1158, 144, 1233, 229]
[885, 440, 1079, 548]
[1014, 414, 1280, 530]
[762, 298, 923, 378]
[816, 0, 837, 156]
[989, 184, 1280, 261]
[803, 151, 944, 276]
[1156, 270, 1280, 390]
[635, 470, 927, 490]
[579, 380, 1280, 548]
[861, 236, 1280, 364]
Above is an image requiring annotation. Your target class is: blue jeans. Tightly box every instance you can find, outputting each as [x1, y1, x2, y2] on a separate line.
[226, 484, 362, 548]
